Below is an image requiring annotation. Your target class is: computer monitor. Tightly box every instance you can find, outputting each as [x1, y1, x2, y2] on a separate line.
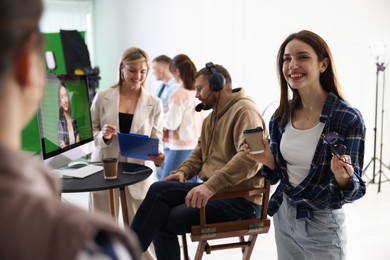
[38, 74, 95, 169]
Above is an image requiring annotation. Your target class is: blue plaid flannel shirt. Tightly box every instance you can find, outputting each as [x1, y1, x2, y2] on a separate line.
[262, 92, 366, 218]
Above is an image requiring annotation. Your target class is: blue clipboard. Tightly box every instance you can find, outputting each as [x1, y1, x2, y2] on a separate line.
[118, 132, 159, 160]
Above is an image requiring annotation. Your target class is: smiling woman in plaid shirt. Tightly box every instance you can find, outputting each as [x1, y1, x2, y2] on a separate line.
[243, 30, 366, 260]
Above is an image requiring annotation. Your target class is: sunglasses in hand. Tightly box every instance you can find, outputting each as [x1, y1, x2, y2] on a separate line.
[321, 132, 354, 174]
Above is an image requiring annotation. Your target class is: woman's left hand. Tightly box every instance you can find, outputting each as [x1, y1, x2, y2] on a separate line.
[331, 154, 353, 176]
[331, 154, 353, 188]
[148, 152, 165, 167]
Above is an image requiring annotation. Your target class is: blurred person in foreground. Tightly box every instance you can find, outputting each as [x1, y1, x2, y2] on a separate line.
[0, 0, 141, 259]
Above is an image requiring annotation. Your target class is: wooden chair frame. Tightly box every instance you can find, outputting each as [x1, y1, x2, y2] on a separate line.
[182, 179, 271, 260]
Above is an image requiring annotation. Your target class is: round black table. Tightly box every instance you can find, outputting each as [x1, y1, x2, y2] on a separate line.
[62, 162, 152, 225]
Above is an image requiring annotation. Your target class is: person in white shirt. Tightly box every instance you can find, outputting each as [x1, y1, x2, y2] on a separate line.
[161, 54, 205, 183]
[152, 55, 179, 113]
[152, 55, 179, 180]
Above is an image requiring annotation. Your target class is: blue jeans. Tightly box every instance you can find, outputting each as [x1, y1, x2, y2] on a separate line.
[273, 193, 347, 260]
[161, 148, 201, 183]
[131, 181, 261, 260]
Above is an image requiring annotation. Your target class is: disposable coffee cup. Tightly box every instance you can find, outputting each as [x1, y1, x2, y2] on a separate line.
[243, 126, 264, 154]
[103, 158, 118, 179]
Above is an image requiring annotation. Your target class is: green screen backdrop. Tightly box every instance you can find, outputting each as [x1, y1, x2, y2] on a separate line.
[21, 31, 86, 154]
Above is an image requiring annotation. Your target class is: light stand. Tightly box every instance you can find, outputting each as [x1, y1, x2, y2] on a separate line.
[363, 54, 390, 192]
[376, 61, 390, 192]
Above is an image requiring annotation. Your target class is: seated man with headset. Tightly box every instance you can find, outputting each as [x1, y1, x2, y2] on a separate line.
[131, 62, 266, 260]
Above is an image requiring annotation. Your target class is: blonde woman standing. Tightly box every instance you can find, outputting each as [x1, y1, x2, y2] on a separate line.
[89, 47, 165, 260]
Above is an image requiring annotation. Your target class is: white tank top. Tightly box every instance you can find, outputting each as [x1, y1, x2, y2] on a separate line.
[280, 119, 325, 187]
[68, 128, 75, 145]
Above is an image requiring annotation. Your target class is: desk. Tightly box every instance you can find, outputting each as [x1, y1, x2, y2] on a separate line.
[62, 162, 152, 225]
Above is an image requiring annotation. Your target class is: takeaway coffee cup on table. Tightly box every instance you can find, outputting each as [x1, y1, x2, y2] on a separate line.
[103, 158, 118, 179]
[243, 126, 264, 154]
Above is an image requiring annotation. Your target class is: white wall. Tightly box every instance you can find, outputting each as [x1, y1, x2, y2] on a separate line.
[42, 0, 390, 178]
[91, 0, 390, 173]
[41, 1, 90, 32]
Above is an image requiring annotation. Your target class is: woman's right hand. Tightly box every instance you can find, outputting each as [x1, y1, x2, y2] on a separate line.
[243, 138, 275, 170]
[102, 124, 117, 141]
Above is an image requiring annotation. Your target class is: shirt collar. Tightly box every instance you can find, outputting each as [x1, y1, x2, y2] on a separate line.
[319, 92, 338, 123]
[277, 91, 339, 131]
[166, 77, 177, 87]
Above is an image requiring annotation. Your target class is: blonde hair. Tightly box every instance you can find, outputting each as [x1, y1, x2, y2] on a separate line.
[116, 47, 150, 87]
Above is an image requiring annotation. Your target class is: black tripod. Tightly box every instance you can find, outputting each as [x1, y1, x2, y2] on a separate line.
[363, 59, 390, 192]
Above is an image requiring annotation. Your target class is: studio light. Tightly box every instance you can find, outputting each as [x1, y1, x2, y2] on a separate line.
[363, 40, 390, 192]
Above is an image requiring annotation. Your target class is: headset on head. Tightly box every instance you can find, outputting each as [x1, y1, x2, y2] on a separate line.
[206, 62, 225, 92]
